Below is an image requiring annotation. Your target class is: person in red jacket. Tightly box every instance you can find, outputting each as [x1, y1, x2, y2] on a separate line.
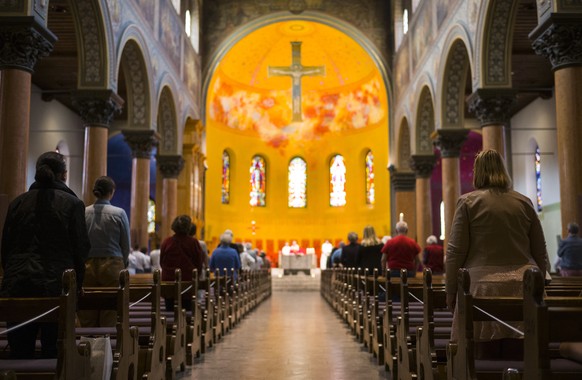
[422, 235, 444, 274]
[160, 215, 204, 311]
[381, 221, 420, 278]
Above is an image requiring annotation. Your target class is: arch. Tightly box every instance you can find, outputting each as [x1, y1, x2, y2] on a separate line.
[397, 119, 411, 171]
[156, 86, 179, 155]
[288, 156, 307, 208]
[476, 0, 518, 88]
[415, 86, 436, 154]
[439, 37, 472, 129]
[201, 11, 394, 133]
[69, 0, 116, 89]
[117, 36, 153, 130]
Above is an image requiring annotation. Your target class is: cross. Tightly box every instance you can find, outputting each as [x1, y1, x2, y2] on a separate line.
[268, 41, 326, 122]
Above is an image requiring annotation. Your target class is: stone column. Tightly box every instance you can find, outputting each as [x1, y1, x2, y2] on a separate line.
[468, 89, 516, 159]
[532, 16, 582, 237]
[123, 130, 159, 248]
[410, 155, 437, 248]
[0, 18, 55, 202]
[432, 129, 469, 251]
[389, 167, 417, 241]
[178, 141, 195, 218]
[72, 90, 123, 205]
[157, 155, 185, 242]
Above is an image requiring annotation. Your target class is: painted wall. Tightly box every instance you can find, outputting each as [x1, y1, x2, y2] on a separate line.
[205, 122, 390, 265]
[510, 96, 560, 269]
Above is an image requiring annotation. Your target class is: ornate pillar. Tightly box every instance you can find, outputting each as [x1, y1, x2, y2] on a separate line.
[178, 140, 195, 218]
[532, 14, 582, 236]
[468, 89, 516, 159]
[410, 155, 437, 248]
[123, 130, 159, 248]
[72, 90, 123, 205]
[0, 18, 55, 202]
[432, 129, 469, 250]
[389, 167, 417, 241]
[158, 155, 185, 241]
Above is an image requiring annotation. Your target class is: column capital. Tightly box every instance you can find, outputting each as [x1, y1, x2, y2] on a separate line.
[432, 129, 469, 158]
[123, 129, 159, 159]
[0, 16, 56, 72]
[72, 90, 124, 127]
[157, 155, 185, 179]
[531, 14, 582, 70]
[410, 155, 437, 179]
[467, 89, 517, 127]
[388, 166, 416, 192]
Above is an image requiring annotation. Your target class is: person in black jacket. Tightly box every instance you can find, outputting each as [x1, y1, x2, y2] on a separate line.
[1, 151, 90, 358]
[340, 231, 360, 268]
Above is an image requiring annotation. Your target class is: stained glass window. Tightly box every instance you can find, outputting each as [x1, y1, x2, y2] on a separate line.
[288, 157, 307, 208]
[221, 150, 230, 204]
[330, 154, 346, 207]
[250, 155, 266, 207]
[535, 145, 542, 212]
[147, 199, 156, 234]
[365, 150, 375, 205]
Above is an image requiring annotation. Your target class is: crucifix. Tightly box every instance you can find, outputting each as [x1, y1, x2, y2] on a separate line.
[268, 41, 326, 122]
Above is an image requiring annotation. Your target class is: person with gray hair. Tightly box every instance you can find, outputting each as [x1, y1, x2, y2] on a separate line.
[557, 222, 582, 276]
[381, 220, 421, 278]
[422, 235, 444, 274]
[210, 232, 241, 279]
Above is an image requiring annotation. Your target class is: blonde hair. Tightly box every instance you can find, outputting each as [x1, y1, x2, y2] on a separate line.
[361, 225, 381, 246]
[473, 149, 512, 191]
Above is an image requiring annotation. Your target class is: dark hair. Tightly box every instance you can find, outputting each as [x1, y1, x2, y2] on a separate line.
[93, 176, 116, 199]
[35, 151, 66, 183]
[171, 215, 192, 235]
[189, 223, 197, 236]
[568, 223, 580, 235]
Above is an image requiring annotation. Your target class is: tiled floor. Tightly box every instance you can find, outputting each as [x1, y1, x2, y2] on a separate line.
[180, 291, 388, 379]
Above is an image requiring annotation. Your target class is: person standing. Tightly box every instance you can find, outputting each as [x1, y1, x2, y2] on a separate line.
[1, 151, 90, 358]
[356, 225, 384, 274]
[446, 149, 548, 359]
[80, 176, 130, 327]
[381, 221, 420, 278]
[422, 235, 444, 274]
[160, 215, 205, 311]
[210, 233, 241, 280]
[340, 232, 360, 269]
[557, 222, 582, 276]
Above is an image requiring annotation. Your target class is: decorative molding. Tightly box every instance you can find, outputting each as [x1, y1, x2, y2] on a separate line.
[71, 0, 106, 86]
[532, 17, 582, 70]
[157, 155, 185, 179]
[410, 155, 437, 178]
[443, 41, 469, 127]
[484, 0, 516, 85]
[122, 42, 149, 128]
[398, 125, 411, 171]
[432, 129, 469, 158]
[158, 90, 178, 154]
[417, 89, 435, 154]
[389, 167, 416, 192]
[72, 90, 123, 127]
[123, 129, 160, 159]
[468, 89, 516, 127]
[0, 17, 55, 72]
[288, 0, 307, 14]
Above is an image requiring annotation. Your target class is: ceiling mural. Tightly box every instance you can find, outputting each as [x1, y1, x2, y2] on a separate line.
[207, 20, 387, 151]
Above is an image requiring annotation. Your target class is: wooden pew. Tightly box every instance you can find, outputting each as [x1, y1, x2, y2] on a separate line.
[128, 270, 167, 380]
[446, 268, 524, 380]
[160, 269, 187, 379]
[523, 267, 582, 379]
[77, 270, 139, 380]
[416, 269, 450, 380]
[0, 269, 91, 379]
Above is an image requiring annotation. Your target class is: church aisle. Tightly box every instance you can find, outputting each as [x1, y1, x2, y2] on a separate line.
[183, 291, 387, 380]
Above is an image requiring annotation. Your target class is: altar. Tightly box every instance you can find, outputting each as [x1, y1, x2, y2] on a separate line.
[279, 253, 314, 275]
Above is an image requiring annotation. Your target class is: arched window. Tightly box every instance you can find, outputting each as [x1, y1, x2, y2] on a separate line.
[148, 198, 156, 234]
[288, 157, 307, 208]
[440, 201, 445, 241]
[330, 154, 346, 207]
[221, 150, 230, 204]
[535, 145, 542, 212]
[365, 150, 375, 205]
[250, 155, 266, 207]
[403, 9, 409, 34]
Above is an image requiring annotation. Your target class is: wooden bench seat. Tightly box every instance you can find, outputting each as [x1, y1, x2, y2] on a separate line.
[0, 270, 91, 379]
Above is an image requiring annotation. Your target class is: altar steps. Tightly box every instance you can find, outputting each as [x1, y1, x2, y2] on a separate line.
[271, 269, 321, 291]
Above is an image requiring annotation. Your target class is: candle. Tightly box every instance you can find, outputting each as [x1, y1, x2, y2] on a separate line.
[399, 213, 404, 222]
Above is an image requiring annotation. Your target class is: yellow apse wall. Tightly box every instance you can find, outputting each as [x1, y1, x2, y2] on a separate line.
[204, 20, 390, 264]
